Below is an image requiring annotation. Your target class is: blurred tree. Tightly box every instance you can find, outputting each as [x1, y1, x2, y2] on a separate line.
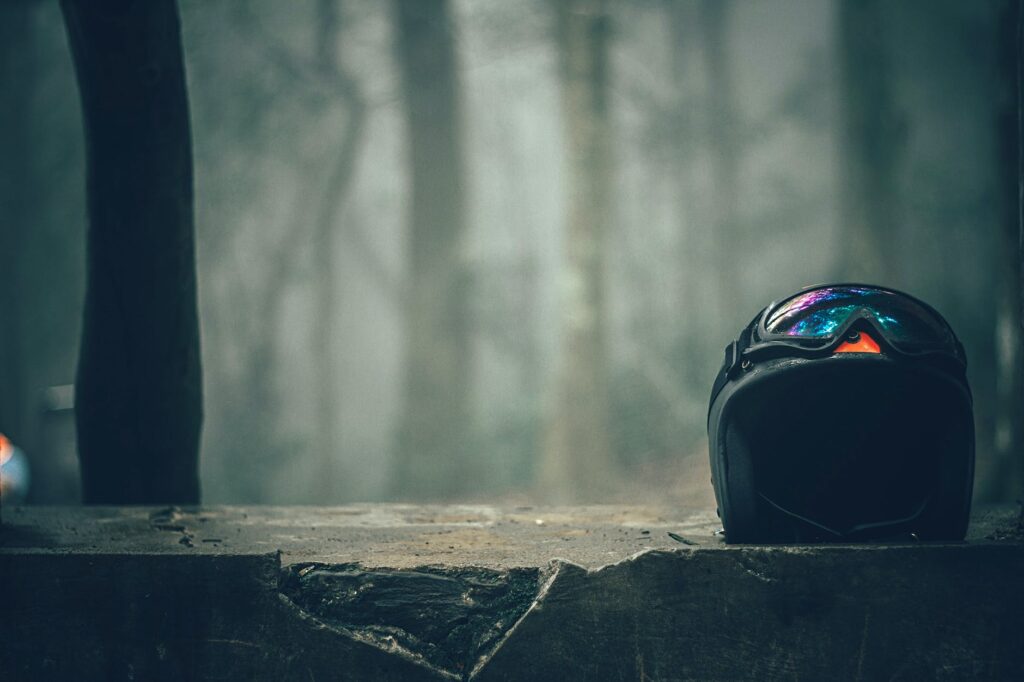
[667, 0, 694, 295]
[393, 0, 473, 498]
[0, 1, 34, 458]
[198, 1, 372, 503]
[993, 0, 1024, 501]
[540, 0, 617, 501]
[837, 0, 906, 285]
[664, 0, 718, 411]
[699, 0, 740, 315]
[310, 0, 367, 500]
[62, 0, 202, 503]
[0, 2, 87, 505]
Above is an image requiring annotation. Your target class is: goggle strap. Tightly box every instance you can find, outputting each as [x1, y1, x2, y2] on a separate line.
[707, 312, 762, 425]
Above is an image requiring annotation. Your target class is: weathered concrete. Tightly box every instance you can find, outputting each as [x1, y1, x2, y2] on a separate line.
[1, 505, 1022, 681]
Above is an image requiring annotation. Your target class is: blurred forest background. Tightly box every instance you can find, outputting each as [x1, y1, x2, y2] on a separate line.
[0, 0, 1020, 506]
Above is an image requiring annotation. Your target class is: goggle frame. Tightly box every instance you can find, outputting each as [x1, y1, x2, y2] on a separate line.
[746, 283, 966, 367]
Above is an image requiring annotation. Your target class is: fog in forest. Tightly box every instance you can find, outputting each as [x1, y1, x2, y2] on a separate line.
[1, 0, 1018, 506]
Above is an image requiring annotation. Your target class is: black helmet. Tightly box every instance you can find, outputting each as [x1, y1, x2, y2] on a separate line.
[707, 284, 974, 543]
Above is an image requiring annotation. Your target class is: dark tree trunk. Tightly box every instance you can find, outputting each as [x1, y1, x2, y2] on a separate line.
[62, 0, 202, 503]
[392, 0, 472, 499]
[1019, 0, 1024, 345]
[993, 0, 1024, 502]
[1018, 0, 1024, 504]
[837, 0, 906, 285]
[540, 0, 617, 501]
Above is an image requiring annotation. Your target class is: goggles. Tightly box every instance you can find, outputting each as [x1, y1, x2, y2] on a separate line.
[718, 284, 965, 383]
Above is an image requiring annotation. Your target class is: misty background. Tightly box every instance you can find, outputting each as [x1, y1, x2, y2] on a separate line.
[1, 0, 1018, 506]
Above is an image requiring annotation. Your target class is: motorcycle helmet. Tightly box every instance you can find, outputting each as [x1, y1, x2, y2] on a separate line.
[707, 284, 974, 543]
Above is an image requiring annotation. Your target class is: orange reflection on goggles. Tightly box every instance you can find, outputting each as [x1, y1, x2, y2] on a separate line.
[834, 332, 882, 354]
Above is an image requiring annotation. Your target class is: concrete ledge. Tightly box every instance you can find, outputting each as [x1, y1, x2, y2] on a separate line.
[2, 505, 1022, 681]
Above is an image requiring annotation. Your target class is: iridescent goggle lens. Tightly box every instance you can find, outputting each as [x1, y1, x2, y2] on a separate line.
[764, 286, 952, 346]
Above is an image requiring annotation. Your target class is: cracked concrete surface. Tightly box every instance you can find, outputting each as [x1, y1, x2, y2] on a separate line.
[2, 505, 1023, 681]
[280, 562, 545, 678]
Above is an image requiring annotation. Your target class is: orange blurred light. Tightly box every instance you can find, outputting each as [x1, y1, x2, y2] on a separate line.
[834, 332, 882, 354]
[0, 433, 11, 467]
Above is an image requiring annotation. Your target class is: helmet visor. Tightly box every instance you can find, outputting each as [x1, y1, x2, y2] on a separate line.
[764, 286, 953, 347]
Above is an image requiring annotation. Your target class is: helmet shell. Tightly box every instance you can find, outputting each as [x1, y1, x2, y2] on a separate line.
[708, 352, 974, 543]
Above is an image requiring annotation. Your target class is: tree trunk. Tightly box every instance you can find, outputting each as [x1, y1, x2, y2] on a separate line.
[392, 0, 472, 499]
[837, 0, 906, 285]
[993, 0, 1024, 502]
[540, 0, 616, 502]
[1018, 0, 1024, 504]
[62, 0, 202, 503]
